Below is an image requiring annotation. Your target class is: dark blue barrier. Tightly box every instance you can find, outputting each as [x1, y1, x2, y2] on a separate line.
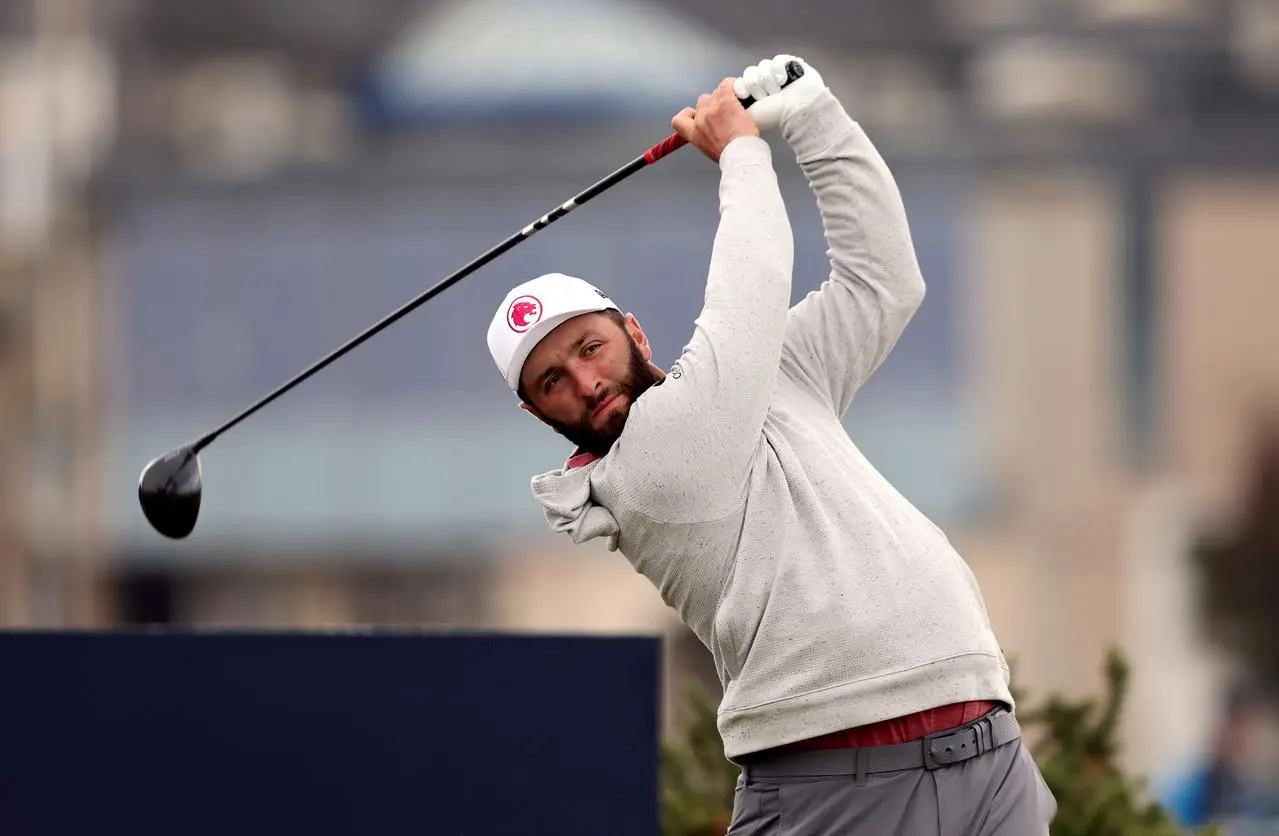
[0, 630, 662, 836]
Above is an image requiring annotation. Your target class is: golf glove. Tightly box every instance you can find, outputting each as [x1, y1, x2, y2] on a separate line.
[736, 54, 823, 132]
[734, 54, 826, 132]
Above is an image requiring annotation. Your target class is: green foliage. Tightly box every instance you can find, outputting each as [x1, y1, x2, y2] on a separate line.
[661, 680, 739, 836]
[660, 649, 1220, 835]
[1014, 648, 1218, 836]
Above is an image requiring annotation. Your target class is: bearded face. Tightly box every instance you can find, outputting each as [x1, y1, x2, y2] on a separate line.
[518, 311, 664, 456]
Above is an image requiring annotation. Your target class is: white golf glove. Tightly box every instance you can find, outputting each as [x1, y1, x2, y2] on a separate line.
[734, 54, 826, 132]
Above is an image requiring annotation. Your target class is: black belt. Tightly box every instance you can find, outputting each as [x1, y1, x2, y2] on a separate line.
[738, 708, 1021, 782]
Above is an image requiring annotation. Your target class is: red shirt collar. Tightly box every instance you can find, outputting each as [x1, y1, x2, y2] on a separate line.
[565, 450, 601, 470]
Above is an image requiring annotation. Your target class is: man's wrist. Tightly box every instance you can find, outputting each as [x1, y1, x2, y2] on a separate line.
[718, 135, 771, 169]
[780, 89, 852, 157]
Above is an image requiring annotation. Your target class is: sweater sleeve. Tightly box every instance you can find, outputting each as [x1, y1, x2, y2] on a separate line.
[605, 135, 794, 523]
[778, 89, 926, 416]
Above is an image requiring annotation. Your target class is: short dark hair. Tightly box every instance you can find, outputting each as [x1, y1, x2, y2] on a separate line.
[516, 308, 626, 405]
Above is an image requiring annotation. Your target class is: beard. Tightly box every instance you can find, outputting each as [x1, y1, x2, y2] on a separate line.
[542, 335, 664, 457]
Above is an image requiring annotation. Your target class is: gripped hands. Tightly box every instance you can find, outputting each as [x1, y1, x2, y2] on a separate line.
[671, 78, 760, 163]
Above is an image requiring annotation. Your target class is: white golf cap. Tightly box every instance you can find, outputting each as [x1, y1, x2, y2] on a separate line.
[487, 272, 620, 392]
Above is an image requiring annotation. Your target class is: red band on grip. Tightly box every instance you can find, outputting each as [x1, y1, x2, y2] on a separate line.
[643, 133, 688, 164]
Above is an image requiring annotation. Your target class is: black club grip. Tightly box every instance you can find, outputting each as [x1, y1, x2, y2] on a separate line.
[738, 60, 805, 109]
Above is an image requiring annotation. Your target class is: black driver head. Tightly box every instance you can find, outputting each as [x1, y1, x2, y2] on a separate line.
[138, 445, 203, 539]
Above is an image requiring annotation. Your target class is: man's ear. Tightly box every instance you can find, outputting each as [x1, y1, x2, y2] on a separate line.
[624, 312, 653, 362]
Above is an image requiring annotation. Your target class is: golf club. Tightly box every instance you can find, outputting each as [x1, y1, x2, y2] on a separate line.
[138, 61, 805, 540]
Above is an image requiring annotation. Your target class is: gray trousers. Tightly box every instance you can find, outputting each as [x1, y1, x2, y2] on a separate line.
[727, 714, 1057, 835]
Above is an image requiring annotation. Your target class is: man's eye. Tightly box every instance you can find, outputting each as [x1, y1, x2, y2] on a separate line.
[583, 343, 600, 356]
[543, 374, 561, 393]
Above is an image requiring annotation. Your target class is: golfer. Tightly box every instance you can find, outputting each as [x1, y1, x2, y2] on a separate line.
[487, 54, 1057, 834]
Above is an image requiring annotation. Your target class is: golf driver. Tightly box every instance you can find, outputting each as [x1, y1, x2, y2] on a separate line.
[138, 61, 805, 539]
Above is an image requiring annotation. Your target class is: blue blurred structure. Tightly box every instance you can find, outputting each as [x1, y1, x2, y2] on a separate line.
[101, 0, 987, 554]
[105, 152, 982, 550]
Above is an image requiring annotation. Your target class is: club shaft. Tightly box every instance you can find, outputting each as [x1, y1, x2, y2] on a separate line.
[191, 133, 690, 453]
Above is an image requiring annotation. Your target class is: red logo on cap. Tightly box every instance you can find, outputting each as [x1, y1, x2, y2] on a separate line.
[507, 295, 542, 333]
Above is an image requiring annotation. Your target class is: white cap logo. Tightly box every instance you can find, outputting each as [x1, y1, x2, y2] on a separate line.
[507, 295, 542, 333]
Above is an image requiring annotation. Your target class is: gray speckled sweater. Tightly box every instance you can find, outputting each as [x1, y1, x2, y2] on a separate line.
[529, 89, 1012, 759]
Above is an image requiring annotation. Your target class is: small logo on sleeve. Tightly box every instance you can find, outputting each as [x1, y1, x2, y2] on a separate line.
[507, 296, 542, 333]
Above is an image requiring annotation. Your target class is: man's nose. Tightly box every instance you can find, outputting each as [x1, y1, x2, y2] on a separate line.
[571, 365, 606, 401]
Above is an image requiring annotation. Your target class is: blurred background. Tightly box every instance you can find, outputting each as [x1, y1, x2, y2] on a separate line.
[2, 0, 1278, 830]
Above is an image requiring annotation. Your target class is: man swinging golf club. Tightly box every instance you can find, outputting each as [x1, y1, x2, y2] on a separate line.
[487, 55, 1057, 834]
